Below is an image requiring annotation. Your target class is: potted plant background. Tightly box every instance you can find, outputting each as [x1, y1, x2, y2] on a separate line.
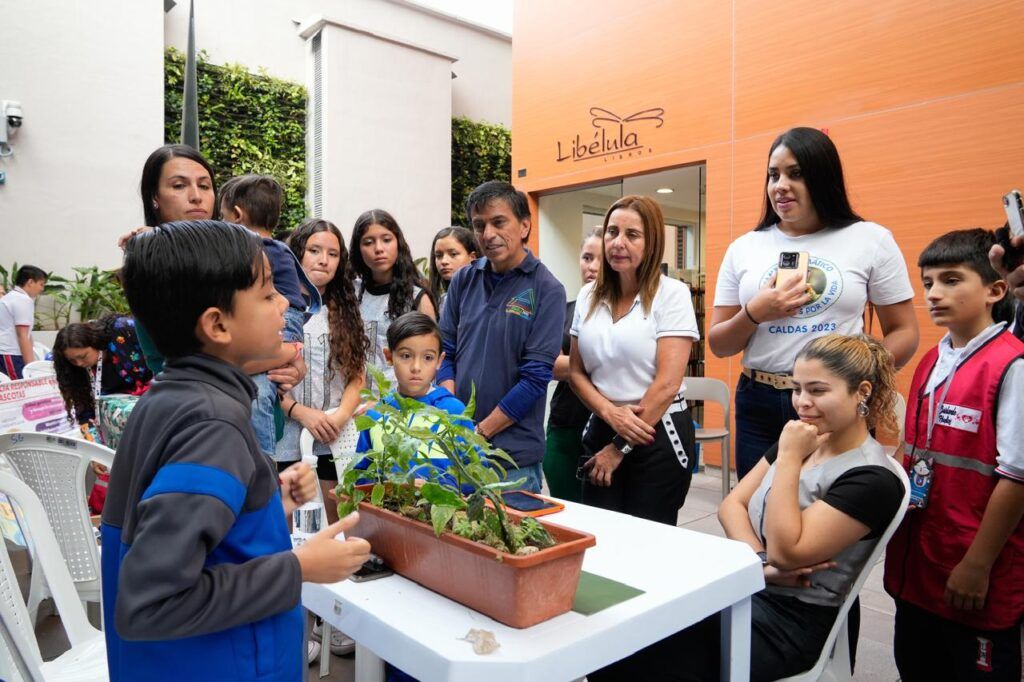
[335, 367, 595, 628]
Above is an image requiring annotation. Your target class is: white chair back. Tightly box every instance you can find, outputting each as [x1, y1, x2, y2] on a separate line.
[0, 471, 106, 681]
[778, 463, 911, 681]
[298, 408, 360, 481]
[0, 433, 114, 617]
[684, 377, 733, 497]
[20, 361, 55, 379]
[31, 342, 50, 362]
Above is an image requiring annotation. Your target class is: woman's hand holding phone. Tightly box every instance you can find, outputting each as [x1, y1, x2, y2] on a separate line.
[748, 275, 812, 322]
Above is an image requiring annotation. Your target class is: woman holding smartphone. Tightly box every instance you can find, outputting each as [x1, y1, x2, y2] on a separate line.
[570, 195, 700, 524]
[709, 127, 918, 479]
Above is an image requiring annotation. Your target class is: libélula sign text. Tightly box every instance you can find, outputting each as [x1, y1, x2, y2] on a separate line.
[556, 107, 665, 163]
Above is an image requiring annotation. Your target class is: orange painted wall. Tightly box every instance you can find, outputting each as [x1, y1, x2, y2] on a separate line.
[513, 0, 1024, 468]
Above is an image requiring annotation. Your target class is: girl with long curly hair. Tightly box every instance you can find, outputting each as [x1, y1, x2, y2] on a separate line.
[277, 219, 369, 517]
[350, 209, 436, 389]
[53, 314, 152, 424]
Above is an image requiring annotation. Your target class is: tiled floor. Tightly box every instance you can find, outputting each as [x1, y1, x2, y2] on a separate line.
[30, 470, 900, 681]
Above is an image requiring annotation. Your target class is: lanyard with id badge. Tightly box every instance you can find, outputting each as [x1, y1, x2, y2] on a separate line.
[908, 363, 959, 509]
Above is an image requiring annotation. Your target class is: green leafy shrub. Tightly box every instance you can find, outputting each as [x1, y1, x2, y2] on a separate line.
[164, 48, 307, 235]
[451, 117, 511, 225]
[337, 367, 555, 555]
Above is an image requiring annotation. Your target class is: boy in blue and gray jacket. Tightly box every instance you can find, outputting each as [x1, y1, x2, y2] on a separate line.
[102, 220, 370, 681]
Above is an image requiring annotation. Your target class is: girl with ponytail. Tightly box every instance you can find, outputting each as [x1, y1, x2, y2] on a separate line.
[590, 333, 907, 682]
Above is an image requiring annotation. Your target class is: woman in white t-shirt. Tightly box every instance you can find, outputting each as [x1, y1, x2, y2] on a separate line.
[278, 219, 369, 524]
[570, 195, 701, 524]
[709, 127, 918, 479]
[350, 209, 436, 391]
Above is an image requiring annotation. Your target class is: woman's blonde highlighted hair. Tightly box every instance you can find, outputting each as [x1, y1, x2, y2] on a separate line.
[796, 334, 899, 434]
[588, 195, 665, 318]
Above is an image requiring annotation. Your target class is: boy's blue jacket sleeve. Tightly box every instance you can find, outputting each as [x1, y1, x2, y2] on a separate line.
[113, 420, 301, 640]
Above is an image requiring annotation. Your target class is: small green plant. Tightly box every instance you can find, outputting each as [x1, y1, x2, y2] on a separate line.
[40, 267, 130, 329]
[336, 367, 556, 555]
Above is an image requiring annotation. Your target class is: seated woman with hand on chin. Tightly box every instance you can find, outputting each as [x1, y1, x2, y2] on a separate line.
[589, 333, 906, 682]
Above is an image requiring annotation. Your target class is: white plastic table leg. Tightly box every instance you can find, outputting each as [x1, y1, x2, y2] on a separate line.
[354, 641, 386, 682]
[319, 620, 332, 678]
[720, 595, 751, 681]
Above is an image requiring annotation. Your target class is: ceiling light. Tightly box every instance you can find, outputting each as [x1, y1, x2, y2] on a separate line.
[656, 188, 674, 194]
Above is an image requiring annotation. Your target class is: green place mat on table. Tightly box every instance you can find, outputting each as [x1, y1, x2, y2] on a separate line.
[572, 571, 645, 615]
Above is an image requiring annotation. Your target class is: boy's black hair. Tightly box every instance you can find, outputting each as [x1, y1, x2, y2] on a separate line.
[465, 181, 531, 238]
[919, 228, 1013, 323]
[121, 220, 264, 359]
[14, 265, 47, 287]
[386, 312, 442, 352]
[219, 174, 284, 232]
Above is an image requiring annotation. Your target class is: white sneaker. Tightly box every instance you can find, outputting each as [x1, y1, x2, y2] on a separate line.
[307, 640, 322, 665]
[311, 620, 356, 656]
[328, 629, 356, 656]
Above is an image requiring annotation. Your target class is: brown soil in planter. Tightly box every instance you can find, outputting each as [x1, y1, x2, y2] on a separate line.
[348, 491, 596, 628]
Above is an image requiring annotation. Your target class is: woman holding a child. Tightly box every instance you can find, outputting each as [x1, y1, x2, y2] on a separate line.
[709, 127, 919, 479]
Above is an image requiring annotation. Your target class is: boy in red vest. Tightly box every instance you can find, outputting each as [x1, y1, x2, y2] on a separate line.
[885, 228, 1024, 681]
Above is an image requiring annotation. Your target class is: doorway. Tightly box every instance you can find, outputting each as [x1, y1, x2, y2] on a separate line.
[537, 163, 707, 379]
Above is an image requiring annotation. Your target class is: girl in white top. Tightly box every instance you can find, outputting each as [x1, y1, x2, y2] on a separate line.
[350, 209, 436, 391]
[709, 127, 918, 479]
[570, 195, 700, 524]
[278, 219, 369, 525]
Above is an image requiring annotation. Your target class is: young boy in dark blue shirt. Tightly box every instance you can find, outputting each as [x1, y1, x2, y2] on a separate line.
[219, 175, 321, 460]
[102, 220, 370, 681]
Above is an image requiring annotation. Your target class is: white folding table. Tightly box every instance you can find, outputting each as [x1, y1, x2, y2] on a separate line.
[303, 500, 764, 682]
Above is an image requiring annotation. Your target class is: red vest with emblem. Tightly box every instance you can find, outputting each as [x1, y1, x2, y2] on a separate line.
[884, 331, 1024, 630]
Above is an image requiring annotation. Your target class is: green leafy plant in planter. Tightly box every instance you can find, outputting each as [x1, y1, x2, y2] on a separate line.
[336, 367, 557, 556]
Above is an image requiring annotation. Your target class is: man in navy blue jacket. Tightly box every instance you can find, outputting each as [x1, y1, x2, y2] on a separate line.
[438, 181, 566, 492]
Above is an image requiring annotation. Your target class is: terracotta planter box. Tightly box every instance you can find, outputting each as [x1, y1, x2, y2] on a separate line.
[348, 486, 596, 628]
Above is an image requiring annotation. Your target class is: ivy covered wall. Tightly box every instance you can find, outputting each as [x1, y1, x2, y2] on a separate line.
[165, 49, 512, 232]
[164, 48, 307, 233]
[450, 117, 512, 225]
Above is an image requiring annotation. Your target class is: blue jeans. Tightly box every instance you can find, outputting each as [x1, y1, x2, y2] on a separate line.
[506, 461, 544, 493]
[733, 373, 797, 479]
[251, 306, 306, 456]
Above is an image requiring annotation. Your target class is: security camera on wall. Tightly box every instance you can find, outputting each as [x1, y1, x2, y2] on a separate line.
[0, 100, 23, 158]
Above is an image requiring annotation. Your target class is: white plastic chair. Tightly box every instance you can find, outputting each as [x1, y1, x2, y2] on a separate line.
[32, 342, 51, 362]
[0, 433, 114, 624]
[685, 377, 732, 498]
[778, 464, 911, 682]
[20, 361, 55, 379]
[0, 471, 107, 681]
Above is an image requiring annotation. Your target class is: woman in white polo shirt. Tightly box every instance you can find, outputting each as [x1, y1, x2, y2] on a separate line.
[709, 127, 919, 479]
[570, 195, 700, 524]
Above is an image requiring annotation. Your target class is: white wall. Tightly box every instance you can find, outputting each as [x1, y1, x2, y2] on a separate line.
[164, 0, 511, 126]
[0, 1, 164, 279]
[313, 20, 454, 259]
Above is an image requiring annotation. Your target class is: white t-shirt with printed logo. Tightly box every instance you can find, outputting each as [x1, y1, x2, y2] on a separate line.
[713, 221, 914, 373]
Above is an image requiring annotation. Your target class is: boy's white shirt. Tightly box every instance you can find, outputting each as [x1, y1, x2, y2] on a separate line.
[925, 321, 1024, 481]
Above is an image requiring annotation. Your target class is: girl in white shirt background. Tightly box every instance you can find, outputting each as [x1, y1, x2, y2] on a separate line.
[709, 127, 919, 479]
[570, 195, 700, 524]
